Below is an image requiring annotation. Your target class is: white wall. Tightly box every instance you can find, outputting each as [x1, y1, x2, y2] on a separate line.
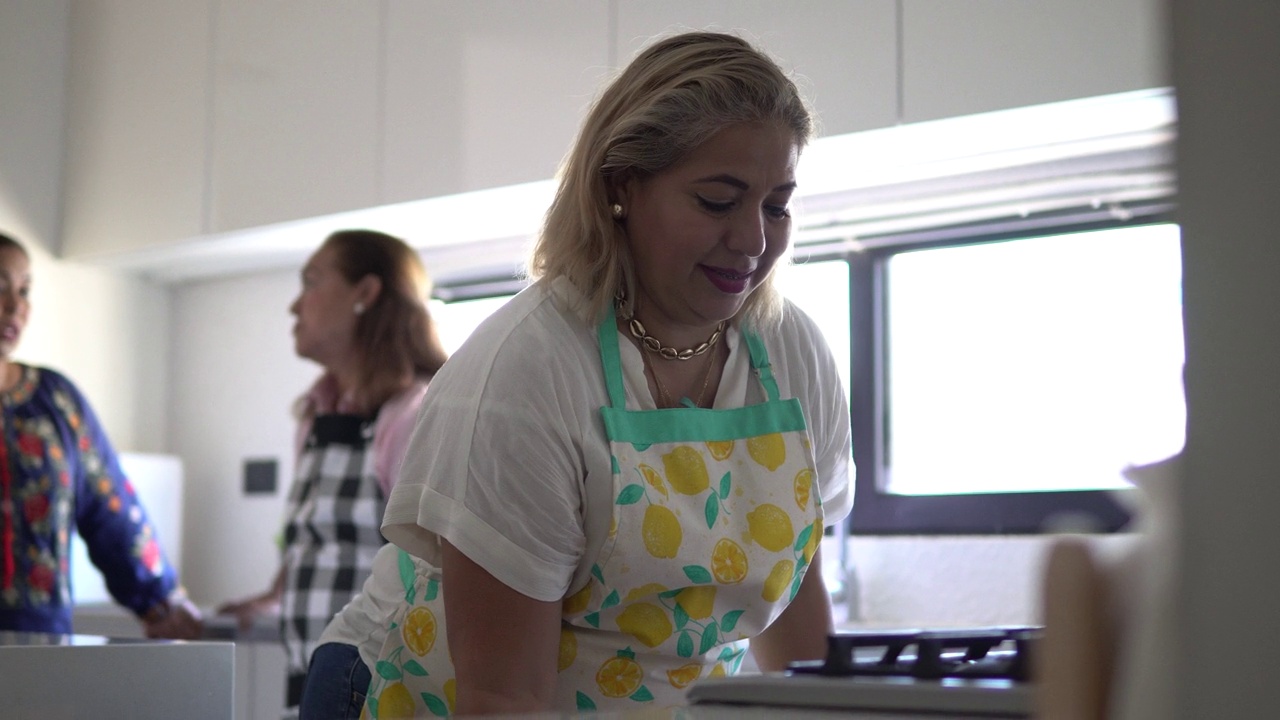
[17, 245, 171, 452]
[169, 268, 313, 603]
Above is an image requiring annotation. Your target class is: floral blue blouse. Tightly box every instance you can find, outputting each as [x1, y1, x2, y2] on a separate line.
[0, 364, 177, 634]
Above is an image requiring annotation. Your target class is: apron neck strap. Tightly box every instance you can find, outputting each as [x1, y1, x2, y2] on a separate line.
[597, 311, 779, 408]
[742, 325, 781, 402]
[598, 312, 628, 409]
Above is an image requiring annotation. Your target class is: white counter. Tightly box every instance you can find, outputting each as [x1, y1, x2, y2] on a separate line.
[73, 602, 287, 720]
[0, 632, 234, 720]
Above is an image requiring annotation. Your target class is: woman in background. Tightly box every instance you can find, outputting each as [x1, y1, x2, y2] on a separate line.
[0, 232, 201, 639]
[218, 229, 448, 712]
[346, 31, 852, 718]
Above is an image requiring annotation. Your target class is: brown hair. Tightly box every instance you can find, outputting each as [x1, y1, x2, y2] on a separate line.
[529, 31, 813, 327]
[0, 232, 27, 256]
[322, 229, 449, 412]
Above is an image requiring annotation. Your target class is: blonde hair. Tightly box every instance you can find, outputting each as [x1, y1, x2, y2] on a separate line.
[529, 31, 813, 327]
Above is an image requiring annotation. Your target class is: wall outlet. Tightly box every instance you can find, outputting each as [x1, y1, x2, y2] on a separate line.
[243, 458, 278, 495]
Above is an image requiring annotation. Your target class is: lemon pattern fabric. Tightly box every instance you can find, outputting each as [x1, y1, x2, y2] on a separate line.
[362, 549, 455, 719]
[553, 316, 824, 712]
[362, 317, 822, 716]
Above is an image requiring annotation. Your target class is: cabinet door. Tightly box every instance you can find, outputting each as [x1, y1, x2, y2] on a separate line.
[0, 0, 69, 251]
[901, 0, 1169, 123]
[381, 0, 611, 206]
[209, 0, 380, 233]
[616, 0, 899, 137]
[60, 0, 209, 258]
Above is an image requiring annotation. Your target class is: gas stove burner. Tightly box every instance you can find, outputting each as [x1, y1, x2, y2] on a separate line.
[790, 626, 1042, 682]
[686, 626, 1042, 717]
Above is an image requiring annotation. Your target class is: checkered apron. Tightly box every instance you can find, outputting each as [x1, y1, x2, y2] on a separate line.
[280, 414, 387, 707]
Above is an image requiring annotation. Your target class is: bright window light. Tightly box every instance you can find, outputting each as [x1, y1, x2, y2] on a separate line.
[885, 223, 1185, 495]
[774, 259, 852, 401]
[430, 295, 513, 355]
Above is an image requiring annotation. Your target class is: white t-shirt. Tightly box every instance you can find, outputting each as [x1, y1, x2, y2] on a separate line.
[383, 277, 853, 602]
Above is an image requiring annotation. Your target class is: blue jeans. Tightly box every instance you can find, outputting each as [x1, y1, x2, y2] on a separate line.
[298, 642, 371, 720]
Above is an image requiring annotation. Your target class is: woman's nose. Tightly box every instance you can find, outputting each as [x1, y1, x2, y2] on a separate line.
[725, 211, 767, 258]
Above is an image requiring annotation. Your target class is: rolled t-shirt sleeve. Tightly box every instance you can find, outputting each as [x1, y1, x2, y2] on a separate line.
[383, 293, 595, 603]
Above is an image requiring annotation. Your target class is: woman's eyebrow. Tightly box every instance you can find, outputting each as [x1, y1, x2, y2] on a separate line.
[693, 174, 798, 194]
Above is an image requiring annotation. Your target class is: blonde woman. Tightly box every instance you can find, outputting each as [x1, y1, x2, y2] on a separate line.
[322, 32, 852, 718]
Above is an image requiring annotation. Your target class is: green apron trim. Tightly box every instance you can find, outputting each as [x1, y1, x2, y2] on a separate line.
[597, 312, 807, 443]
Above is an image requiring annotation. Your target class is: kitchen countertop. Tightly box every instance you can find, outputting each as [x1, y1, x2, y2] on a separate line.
[444, 707, 1000, 719]
[72, 600, 282, 642]
[0, 631, 235, 720]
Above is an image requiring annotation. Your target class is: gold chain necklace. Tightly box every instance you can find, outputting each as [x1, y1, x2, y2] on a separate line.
[616, 289, 727, 361]
[628, 316, 726, 361]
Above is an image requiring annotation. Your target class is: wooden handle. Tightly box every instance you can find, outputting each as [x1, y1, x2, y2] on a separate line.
[1036, 538, 1113, 720]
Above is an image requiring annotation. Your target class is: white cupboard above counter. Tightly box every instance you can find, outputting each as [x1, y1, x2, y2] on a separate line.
[49, 0, 1161, 263]
[77, 88, 1176, 292]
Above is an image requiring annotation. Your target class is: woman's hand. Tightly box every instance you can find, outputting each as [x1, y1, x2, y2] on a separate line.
[215, 591, 280, 633]
[143, 590, 205, 640]
[442, 541, 562, 715]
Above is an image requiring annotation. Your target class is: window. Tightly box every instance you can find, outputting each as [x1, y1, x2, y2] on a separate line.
[428, 218, 1185, 536]
[430, 294, 514, 355]
[847, 215, 1184, 534]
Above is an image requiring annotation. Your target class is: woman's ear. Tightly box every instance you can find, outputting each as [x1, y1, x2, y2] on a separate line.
[610, 176, 635, 216]
[355, 274, 383, 309]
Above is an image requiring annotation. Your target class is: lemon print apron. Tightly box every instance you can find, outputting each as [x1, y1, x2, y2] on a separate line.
[362, 317, 823, 717]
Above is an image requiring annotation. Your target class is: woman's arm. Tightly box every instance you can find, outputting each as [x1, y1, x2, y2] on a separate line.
[63, 376, 191, 632]
[749, 545, 834, 672]
[442, 540, 562, 715]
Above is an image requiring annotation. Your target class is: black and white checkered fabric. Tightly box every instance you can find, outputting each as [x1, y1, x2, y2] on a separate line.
[279, 414, 387, 704]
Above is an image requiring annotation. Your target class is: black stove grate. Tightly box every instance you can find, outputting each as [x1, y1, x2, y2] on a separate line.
[788, 626, 1042, 682]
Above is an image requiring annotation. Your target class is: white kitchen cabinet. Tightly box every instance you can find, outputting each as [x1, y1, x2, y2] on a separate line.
[901, 0, 1169, 123]
[60, 0, 209, 259]
[616, 0, 899, 137]
[208, 0, 381, 234]
[0, 0, 69, 251]
[380, 0, 611, 207]
[49, 0, 1171, 262]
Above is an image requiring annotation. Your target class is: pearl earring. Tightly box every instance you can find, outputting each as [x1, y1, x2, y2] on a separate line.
[353, 301, 365, 315]
[610, 203, 625, 220]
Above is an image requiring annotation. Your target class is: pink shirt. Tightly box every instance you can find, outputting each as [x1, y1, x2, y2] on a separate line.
[294, 375, 429, 497]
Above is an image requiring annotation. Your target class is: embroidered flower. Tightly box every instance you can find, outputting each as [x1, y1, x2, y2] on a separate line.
[17, 432, 43, 458]
[108, 496, 122, 513]
[140, 538, 162, 575]
[28, 564, 55, 594]
[23, 494, 50, 525]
